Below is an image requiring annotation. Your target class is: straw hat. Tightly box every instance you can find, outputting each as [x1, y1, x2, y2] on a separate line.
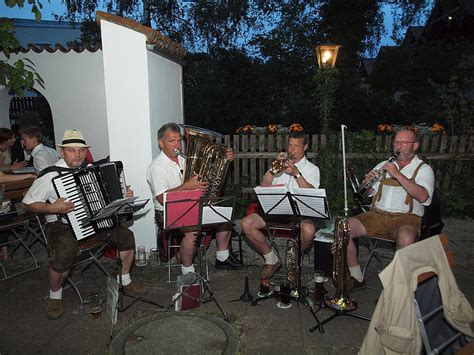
[57, 129, 90, 148]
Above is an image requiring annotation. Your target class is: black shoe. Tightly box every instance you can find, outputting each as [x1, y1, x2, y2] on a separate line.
[345, 276, 367, 293]
[215, 253, 243, 269]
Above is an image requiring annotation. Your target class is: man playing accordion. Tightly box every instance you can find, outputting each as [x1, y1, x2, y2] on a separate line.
[22, 129, 145, 320]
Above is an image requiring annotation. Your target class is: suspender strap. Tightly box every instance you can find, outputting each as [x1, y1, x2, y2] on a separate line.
[371, 161, 425, 213]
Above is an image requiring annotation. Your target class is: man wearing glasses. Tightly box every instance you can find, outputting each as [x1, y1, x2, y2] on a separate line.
[345, 129, 435, 292]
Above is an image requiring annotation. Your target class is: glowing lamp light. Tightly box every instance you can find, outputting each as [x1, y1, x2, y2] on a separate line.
[315, 44, 341, 69]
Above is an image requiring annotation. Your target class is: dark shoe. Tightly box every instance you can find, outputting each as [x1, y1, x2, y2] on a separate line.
[215, 253, 243, 269]
[261, 260, 282, 279]
[123, 281, 147, 295]
[345, 276, 367, 293]
[47, 299, 63, 320]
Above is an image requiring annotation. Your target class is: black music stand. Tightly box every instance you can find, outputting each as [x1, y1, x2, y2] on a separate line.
[162, 193, 234, 321]
[252, 186, 330, 333]
[85, 197, 163, 336]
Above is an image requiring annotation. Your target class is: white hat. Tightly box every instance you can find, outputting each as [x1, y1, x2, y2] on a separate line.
[57, 130, 90, 148]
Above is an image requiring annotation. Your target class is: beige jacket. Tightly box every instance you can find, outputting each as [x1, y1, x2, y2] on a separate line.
[359, 236, 473, 355]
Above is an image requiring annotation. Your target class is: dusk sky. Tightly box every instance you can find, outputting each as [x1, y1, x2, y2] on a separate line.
[1, 2, 427, 50]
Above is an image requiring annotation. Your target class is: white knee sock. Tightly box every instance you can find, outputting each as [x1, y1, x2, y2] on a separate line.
[349, 266, 364, 282]
[49, 287, 63, 300]
[263, 250, 279, 265]
[118, 273, 131, 286]
[216, 250, 229, 261]
[181, 264, 195, 275]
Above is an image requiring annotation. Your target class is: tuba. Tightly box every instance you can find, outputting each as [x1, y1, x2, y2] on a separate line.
[179, 125, 230, 205]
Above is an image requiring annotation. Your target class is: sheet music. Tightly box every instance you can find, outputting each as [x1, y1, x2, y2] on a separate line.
[254, 185, 293, 215]
[292, 187, 329, 218]
[202, 206, 233, 224]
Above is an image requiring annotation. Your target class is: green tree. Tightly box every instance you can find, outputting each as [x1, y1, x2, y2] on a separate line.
[1, 1, 44, 96]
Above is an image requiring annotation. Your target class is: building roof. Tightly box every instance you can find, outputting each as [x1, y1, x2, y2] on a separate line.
[95, 11, 187, 61]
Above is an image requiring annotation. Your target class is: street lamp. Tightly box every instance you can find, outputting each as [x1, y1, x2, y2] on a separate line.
[314, 44, 341, 134]
[315, 44, 341, 69]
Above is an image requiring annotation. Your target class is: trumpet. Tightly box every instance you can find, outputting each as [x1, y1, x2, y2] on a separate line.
[269, 153, 295, 175]
[355, 152, 399, 201]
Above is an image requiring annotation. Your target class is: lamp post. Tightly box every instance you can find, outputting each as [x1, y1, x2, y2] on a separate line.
[314, 44, 341, 134]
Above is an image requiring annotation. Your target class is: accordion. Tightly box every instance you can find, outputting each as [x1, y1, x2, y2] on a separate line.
[52, 161, 128, 240]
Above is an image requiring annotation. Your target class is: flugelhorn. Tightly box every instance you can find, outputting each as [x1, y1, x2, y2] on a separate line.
[269, 153, 295, 175]
[355, 152, 399, 201]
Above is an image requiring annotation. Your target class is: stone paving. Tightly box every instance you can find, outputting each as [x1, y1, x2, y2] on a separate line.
[0, 218, 472, 354]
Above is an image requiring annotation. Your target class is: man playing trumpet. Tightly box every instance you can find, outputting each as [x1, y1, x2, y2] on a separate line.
[241, 131, 320, 279]
[345, 129, 435, 292]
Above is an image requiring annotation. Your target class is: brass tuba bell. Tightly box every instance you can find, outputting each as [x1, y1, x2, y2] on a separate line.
[180, 125, 230, 205]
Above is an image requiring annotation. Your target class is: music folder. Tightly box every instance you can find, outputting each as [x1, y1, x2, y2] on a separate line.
[163, 191, 234, 230]
[163, 189, 202, 229]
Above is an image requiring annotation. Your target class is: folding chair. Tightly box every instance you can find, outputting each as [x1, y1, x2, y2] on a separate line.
[414, 235, 471, 354]
[245, 203, 311, 280]
[0, 215, 39, 281]
[36, 216, 110, 307]
[346, 168, 396, 276]
[160, 229, 211, 283]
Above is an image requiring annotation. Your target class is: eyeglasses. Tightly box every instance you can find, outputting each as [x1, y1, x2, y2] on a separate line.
[392, 141, 416, 146]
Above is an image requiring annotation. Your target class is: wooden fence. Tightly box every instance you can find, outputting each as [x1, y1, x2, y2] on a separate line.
[219, 134, 474, 198]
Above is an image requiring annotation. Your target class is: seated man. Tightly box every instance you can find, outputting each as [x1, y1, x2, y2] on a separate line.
[346, 129, 435, 292]
[147, 123, 241, 275]
[22, 129, 145, 320]
[20, 126, 60, 174]
[241, 131, 321, 279]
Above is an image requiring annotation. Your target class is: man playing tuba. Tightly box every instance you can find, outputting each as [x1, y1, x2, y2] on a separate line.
[345, 129, 435, 293]
[147, 123, 241, 275]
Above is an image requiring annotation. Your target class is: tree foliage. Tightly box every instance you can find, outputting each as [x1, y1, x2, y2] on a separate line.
[1, 2, 45, 97]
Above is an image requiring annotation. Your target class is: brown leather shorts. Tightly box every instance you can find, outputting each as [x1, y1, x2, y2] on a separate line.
[354, 208, 421, 238]
[46, 222, 135, 273]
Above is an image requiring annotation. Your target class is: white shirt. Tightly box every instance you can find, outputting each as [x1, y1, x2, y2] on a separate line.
[147, 151, 186, 211]
[22, 158, 69, 222]
[31, 143, 60, 174]
[372, 155, 434, 217]
[272, 156, 320, 189]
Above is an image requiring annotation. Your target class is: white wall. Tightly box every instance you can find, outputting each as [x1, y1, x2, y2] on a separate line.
[101, 20, 182, 249]
[147, 52, 184, 159]
[0, 50, 110, 159]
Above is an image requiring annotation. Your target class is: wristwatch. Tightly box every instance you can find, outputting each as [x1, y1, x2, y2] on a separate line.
[294, 172, 302, 179]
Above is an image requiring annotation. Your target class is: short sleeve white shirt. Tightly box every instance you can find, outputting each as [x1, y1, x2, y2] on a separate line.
[372, 155, 434, 217]
[272, 156, 320, 189]
[146, 151, 186, 211]
[31, 143, 61, 174]
[22, 158, 68, 222]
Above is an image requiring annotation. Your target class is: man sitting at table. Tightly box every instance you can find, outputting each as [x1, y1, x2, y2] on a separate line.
[20, 126, 60, 174]
[22, 129, 145, 320]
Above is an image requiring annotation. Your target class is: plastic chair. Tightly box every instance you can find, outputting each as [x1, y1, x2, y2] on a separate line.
[36, 215, 110, 307]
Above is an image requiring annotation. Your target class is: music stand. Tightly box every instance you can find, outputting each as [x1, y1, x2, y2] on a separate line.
[253, 186, 330, 333]
[85, 197, 164, 337]
[162, 192, 234, 321]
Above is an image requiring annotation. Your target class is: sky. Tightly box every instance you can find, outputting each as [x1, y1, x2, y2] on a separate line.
[0, 1, 426, 50]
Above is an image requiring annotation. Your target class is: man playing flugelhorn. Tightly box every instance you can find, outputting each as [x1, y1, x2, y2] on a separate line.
[241, 131, 321, 279]
[345, 129, 435, 293]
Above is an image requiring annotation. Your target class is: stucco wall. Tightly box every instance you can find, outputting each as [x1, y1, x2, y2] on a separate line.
[0, 50, 110, 159]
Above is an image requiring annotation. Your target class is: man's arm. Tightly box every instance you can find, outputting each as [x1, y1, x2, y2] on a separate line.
[156, 176, 208, 205]
[384, 163, 431, 203]
[22, 198, 74, 214]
